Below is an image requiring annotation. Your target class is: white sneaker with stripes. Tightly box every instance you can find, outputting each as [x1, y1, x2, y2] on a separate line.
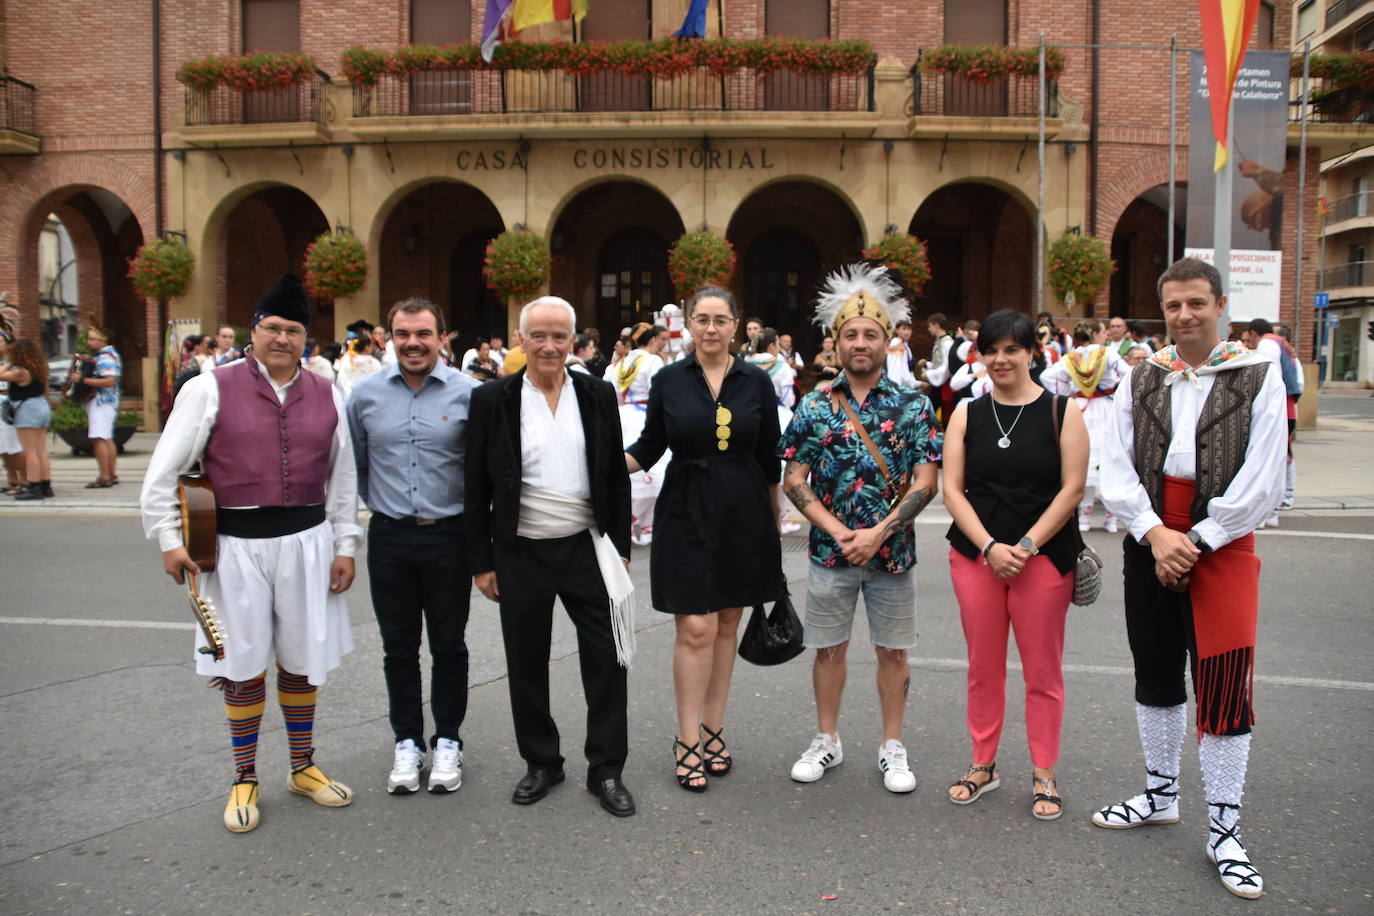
[791, 732, 843, 783]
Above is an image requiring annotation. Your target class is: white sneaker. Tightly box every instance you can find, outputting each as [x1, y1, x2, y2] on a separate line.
[388, 738, 425, 795]
[1265, 514, 1279, 528]
[1104, 516, 1119, 534]
[428, 737, 462, 793]
[877, 739, 916, 793]
[1078, 521, 1091, 533]
[780, 520, 802, 535]
[790, 732, 843, 783]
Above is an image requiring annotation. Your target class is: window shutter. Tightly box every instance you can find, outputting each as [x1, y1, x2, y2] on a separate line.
[765, 0, 828, 38]
[411, 0, 472, 44]
[242, 0, 300, 53]
[942, 0, 1006, 46]
[581, 0, 650, 40]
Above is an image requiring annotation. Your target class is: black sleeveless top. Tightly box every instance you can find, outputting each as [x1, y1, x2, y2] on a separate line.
[7, 371, 44, 401]
[946, 390, 1077, 576]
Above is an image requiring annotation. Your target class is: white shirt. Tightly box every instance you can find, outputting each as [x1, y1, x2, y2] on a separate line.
[1254, 336, 1283, 368]
[617, 349, 664, 404]
[140, 360, 361, 556]
[520, 371, 590, 500]
[381, 339, 397, 366]
[885, 337, 919, 388]
[923, 335, 957, 387]
[950, 361, 992, 400]
[1038, 344, 1124, 397]
[1100, 360, 1287, 550]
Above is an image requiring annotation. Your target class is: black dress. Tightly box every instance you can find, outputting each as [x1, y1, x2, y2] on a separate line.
[946, 390, 1078, 576]
[626, 354, 784, 614]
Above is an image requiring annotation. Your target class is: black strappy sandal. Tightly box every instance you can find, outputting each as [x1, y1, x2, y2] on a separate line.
[1032, 774, 1064, 821]
[948, 763, 999, 805]
[673, 738, 708, 793]
[700, 724, 732, 776]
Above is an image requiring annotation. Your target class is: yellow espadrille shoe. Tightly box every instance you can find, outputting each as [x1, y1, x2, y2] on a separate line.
[223, 778, 260, 833]
[288, 760, 353, 808]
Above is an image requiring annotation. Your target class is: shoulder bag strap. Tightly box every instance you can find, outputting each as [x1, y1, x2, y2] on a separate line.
[829, 389, 900, 496]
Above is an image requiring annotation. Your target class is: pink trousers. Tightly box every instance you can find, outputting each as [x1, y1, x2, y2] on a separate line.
[948, 548, 1072, 768]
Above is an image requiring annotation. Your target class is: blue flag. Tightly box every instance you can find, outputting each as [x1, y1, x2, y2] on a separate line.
[674, 0, 710, 39]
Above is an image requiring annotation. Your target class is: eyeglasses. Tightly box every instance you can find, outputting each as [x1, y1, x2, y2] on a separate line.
[690, 315, 737, 329]
[257, 323, 305, 340]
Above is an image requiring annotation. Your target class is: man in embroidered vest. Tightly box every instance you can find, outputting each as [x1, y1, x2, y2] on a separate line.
[1095, 257, 1286, 899]
[466, 296, 637, 818]
[140, 272, 361, 834]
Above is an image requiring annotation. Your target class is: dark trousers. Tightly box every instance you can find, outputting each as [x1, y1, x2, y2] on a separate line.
[367, 515, 471, 747]
[493, 531, 628, 782]
[1121, 535, 1251, 736]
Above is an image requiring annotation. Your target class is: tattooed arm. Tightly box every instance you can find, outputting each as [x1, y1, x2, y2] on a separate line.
[879, 462, 939, 540]
[783, 459, 848, 540]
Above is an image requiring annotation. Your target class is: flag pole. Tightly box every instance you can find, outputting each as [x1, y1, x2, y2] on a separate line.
[1214, 87, 1234, 330]
[1294, 39, 1311, 355]
[1167, 34, 1178, 263]
[1036, 32, 1046, 318]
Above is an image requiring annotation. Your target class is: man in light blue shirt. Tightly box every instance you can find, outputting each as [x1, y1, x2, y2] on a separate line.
[346, 298, 479, 796]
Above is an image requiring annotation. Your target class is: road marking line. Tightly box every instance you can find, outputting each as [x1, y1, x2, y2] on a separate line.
[0, 616, 194, 631]
[905, 656, 1374, 692]
[1255, 529, 1374, 541]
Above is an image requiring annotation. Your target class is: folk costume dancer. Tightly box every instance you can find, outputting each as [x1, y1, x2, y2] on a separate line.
[884, 319, 919, 389]
[1038, 323, 1124, 532]
[1094, 258, 1286, 899]
[920, 313, 957, 423]
[780, 263, 942, 794]
[141, 273, 361, 834]
[612, 323, 669, 546]
[1244, 319, 1303, 522]
[467, 296, 637, 818]
[347, 298, 479, 795]
[745, 328, 801, 533]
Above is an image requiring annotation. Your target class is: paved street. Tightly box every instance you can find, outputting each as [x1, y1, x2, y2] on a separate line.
[1, 393, 1371, 914]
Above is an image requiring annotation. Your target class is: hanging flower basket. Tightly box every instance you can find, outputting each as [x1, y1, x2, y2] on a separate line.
[304, 229, 368, 303]
[1047, 233, 1115, 306]
[862, 233, 931, 294]
[483, 228, 550, 304]
[127, 236, 195, 300]
[668, 230, 735, 298]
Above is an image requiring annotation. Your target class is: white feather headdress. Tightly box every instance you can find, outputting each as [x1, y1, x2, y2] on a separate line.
[813, 262, 911, 338]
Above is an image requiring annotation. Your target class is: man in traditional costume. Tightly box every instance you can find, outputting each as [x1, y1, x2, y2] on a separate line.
[610, 322, 669, 545]
[1038, 321, 1124, 532]
[141, 273, 361, 833]
[1094, 257, 1286, 899]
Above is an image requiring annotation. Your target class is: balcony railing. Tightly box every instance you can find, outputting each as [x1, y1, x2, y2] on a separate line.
[1294, 75, 1374, 124]
[1325, 0, 1367, 28]
[910, 62, 1058, 118]
[1324, 260, 1374, 288]
[184, 70, 331, 127]
[1329, 191, 1374, 222]
[1, 76, 38, 136]
[351, 64, 876, 118]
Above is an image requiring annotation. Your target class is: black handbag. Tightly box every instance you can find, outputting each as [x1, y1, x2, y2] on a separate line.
[1, 398, 15, 426]
[737, 587, 805, 666]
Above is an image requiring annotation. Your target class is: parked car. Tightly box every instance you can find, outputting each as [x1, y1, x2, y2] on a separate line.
[48, 356, 71, 392]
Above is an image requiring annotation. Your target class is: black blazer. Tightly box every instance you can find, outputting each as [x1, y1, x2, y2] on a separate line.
[465, 369, 632, 574]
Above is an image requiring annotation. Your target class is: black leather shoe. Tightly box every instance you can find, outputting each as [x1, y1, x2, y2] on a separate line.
[588, 777, 636, 817]
[511, 766, 565, 805]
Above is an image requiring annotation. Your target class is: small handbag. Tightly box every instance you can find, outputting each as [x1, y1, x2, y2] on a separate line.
[1051, 394, 1104, 607]
[1, 397, 15, 426]
[738, 587, 805, 666]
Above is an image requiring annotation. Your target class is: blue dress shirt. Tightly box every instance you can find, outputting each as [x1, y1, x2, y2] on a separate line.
[347, 361, 480, 520]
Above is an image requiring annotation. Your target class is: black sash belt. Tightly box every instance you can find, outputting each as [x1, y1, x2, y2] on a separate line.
[217, 505, 326, 539]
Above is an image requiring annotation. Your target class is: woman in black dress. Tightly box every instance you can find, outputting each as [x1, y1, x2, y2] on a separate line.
[625, 287, 784, 792]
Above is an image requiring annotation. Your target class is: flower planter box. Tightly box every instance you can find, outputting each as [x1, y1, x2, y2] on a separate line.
[56, 425, 136, 456]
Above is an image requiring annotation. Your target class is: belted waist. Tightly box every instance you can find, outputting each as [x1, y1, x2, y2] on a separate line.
[371, 511, 463, 528]
[217, 505, 326, 539]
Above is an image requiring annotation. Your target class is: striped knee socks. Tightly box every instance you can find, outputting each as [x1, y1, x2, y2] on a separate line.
[223, 676, 267, 780]
[276, 666, 317, 772]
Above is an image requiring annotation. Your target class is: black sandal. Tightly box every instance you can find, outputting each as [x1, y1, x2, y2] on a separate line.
[673, 738, 708, 793]
[1032, 775, 1064, 821]
[948, 763, 999, 806]
[700, 724, 732, 776]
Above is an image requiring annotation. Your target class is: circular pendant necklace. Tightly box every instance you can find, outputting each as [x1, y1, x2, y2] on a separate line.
[991, 398, 1028, 449]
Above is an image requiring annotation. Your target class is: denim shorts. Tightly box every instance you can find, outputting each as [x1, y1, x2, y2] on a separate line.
[13, 397, 51, 430]
[803, 561, 917, 650]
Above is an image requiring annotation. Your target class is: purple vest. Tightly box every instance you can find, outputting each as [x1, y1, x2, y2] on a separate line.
[204, 356, 337, 508]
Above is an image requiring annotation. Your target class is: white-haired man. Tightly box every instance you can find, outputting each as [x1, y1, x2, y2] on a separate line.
[465, 296, 637, 817]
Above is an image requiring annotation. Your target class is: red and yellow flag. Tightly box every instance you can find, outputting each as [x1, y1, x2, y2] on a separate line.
[512, 0, 588, 32]
[1199, 0, 1262, 171]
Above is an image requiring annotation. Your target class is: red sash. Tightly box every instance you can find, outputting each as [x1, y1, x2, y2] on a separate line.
[1162, 476, 1259, 734]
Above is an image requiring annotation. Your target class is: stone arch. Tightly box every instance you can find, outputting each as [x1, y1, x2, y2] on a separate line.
[541, 173, 690, 242]
[1097, 149, 1189, 246]
[720, 172, 871, 246]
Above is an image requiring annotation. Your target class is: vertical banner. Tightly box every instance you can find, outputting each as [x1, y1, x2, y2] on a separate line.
[1185, 50, 1289, 321]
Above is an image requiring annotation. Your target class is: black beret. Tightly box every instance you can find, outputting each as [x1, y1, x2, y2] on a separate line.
[253, 273, 311, 327]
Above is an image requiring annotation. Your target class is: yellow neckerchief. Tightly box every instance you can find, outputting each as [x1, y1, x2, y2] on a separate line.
[615, 352, 646, 394]
[1064, 345, 1108, 397]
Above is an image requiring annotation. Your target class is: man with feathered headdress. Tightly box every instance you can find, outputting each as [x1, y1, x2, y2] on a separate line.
[777, 262, 943, 795]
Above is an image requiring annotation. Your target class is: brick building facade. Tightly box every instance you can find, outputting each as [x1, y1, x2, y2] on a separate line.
[1, 0, 1366, 420]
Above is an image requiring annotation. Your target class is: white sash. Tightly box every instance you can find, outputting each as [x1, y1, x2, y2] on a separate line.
[517, 484, 636, 668]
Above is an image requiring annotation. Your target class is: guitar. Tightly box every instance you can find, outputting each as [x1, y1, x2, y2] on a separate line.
[177, 474, 225, 660]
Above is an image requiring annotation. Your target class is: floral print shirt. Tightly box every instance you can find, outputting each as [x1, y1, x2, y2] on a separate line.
[778, 370, 942, 573]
